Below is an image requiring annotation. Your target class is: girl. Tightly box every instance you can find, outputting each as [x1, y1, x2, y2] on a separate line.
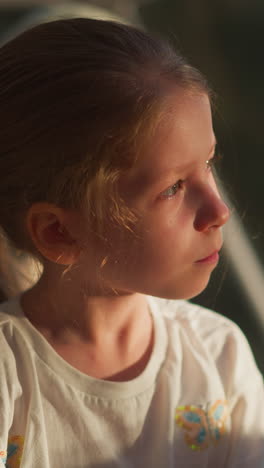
[0, 18, 263, 468]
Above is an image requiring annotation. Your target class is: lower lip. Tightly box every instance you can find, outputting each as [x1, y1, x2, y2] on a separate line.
[195, 252, 219, 264]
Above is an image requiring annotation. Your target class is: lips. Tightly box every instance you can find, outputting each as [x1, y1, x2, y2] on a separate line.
[195, 250, 220, 264]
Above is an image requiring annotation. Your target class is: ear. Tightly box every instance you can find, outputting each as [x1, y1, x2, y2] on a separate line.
[26, 203, 81, 265]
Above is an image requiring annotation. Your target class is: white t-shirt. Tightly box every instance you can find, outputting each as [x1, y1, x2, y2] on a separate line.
[0, 296, 263, 468]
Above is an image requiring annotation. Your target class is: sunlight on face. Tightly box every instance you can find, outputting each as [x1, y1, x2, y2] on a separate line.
[80, 91, 230, 300]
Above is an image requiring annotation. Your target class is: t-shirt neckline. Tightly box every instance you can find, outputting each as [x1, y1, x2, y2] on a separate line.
[3, 295, 168, 399]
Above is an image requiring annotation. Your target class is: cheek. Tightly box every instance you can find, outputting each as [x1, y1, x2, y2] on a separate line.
[99, 224, 141, 268]
[97, 204, 194, 277]
[144, 206, 192, 247]
[128, 215, 188, 267]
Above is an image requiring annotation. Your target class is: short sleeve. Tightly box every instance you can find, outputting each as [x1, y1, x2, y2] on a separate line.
[213, 321, 264, 467]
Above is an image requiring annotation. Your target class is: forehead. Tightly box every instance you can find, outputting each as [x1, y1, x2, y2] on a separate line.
[129, 91, 215, 185]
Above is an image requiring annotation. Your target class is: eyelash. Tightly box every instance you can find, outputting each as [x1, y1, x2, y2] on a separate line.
[161, 153, 222, 199]
[206, 152, 222, 171]
[206, 152, 223, 171]
[161, 180, 184, 199]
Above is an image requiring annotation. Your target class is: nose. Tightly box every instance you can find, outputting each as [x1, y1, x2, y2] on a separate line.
[193, 182, 230, 232]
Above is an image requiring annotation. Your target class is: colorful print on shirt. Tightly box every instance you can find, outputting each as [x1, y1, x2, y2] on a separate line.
[175, 399, 229, 451]
[0, 450, 7, 464]
[5, 435, 24, 468]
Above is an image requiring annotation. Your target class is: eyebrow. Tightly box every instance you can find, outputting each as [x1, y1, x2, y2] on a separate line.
[127, 139, 218, 197]
[151, 140, 218, 182]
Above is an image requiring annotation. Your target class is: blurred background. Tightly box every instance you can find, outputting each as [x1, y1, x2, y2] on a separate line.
[0, 0, 263, 372]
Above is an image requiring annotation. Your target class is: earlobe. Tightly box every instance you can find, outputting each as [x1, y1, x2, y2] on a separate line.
[26, 203, 80, 265]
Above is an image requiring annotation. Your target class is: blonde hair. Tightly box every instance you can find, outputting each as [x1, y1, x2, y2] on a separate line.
[0, 18, 210, 256]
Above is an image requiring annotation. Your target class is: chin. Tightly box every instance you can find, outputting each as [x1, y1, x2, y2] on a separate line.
[184, 279, 212, 300]
[153, 276, 212, 301]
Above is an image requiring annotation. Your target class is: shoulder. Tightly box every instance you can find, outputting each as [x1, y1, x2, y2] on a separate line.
[0, 299, 23, 403]
[149, 295, 239, 339]
[0, 297, 23, 336]
[149, 296, 260, 380]
[0, 297, 25, 358]
[0, 298, 18, 340]
[0, 297, 31, 372]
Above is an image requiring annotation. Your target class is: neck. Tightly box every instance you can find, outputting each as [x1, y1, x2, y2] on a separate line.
[21, 265, 152, 349]
[21, 267, 154, 381]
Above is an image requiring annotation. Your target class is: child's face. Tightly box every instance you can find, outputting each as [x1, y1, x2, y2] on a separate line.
[80, 91, 230, 300]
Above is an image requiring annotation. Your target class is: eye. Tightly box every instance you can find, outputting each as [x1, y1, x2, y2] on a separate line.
[206, 152, 223, 172]
[160, 179, 184, 199]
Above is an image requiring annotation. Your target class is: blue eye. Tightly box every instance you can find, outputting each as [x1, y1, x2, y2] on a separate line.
[161, 179, 184, 199]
